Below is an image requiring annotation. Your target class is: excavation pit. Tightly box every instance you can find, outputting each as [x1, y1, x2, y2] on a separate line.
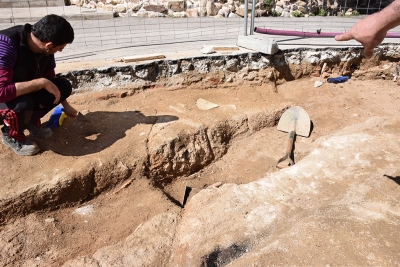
[1, 50, 400, 266]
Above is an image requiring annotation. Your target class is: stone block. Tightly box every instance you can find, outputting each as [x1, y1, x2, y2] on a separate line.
[236, 35, 279, 55]
[144, 4, 167, 13]
[235, 5, 251, 17]
[206, 0, 217, 16]
[186, 8, 199, 17]
[115, 3, 127, 12]
[168, 0, 186, 11]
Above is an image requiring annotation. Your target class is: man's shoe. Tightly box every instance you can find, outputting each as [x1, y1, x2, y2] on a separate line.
[28, 125, 52, 139]
[2, 134, 40, 156]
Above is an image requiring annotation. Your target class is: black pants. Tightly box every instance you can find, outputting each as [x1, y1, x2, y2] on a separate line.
[0, 77, 72, 140]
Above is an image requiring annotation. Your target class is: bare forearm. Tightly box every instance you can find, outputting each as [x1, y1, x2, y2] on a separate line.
[14, 78, 50, 97]
[15, 77, 61, 104]
[377, 0, 400, 32]
[335, 0, 400, 58]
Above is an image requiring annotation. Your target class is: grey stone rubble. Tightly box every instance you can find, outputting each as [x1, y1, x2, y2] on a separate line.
[72, 0, 363, 18]
[59, 45, 400, 91]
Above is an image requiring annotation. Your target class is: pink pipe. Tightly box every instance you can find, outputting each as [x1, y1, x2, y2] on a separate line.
[254, 27, 400, 38]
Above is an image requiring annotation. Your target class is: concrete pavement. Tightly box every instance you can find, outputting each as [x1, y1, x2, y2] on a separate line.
[0, 5, 113, 23]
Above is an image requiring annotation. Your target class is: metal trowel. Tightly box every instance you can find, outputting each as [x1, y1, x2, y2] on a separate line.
[276, 106, 311, 169]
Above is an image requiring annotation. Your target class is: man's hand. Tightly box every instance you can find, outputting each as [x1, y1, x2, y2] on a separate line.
[335, 0, 400, 59]
[15, 77, 60, 103]
[335, 17, 387, 59]
[61, 100, 78, 118]
[43, 79, 61, 104]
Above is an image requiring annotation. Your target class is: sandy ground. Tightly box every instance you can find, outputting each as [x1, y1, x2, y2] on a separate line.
[1, 69, 400, 266]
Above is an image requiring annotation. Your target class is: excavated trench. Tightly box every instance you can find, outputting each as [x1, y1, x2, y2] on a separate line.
[1, 47, 399, 266]
[0, 97, 288, 222]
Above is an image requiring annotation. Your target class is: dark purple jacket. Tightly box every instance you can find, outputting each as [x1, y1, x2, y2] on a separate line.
[0, 24, 56, 103]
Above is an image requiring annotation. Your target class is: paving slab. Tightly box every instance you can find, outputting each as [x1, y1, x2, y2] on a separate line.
[236, 34, 279, 55]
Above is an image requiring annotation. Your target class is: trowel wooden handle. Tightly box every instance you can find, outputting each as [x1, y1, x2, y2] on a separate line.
[276, 129, 296, 169]
[285, 130, 295, 154]
[285, 119, 297, 152]
[276, 119, 298, 169]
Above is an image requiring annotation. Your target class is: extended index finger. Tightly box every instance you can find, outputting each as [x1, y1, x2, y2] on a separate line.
[335, 31, 354, 42]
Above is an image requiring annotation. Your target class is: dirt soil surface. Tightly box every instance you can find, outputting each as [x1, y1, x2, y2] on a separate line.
[1, 62, 400, 266]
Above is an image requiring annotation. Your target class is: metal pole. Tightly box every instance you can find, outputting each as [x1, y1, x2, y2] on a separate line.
[250, 0, 256, 34]
[244, 0, 248, 35]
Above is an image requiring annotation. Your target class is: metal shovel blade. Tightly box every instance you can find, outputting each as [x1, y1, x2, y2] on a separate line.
[277, 106, 311, 137]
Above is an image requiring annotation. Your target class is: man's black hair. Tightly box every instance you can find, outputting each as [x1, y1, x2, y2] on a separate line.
[32, 14, 74, 47]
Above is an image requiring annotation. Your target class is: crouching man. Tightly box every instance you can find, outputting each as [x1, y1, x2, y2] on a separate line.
[0, 14, 78, 156]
